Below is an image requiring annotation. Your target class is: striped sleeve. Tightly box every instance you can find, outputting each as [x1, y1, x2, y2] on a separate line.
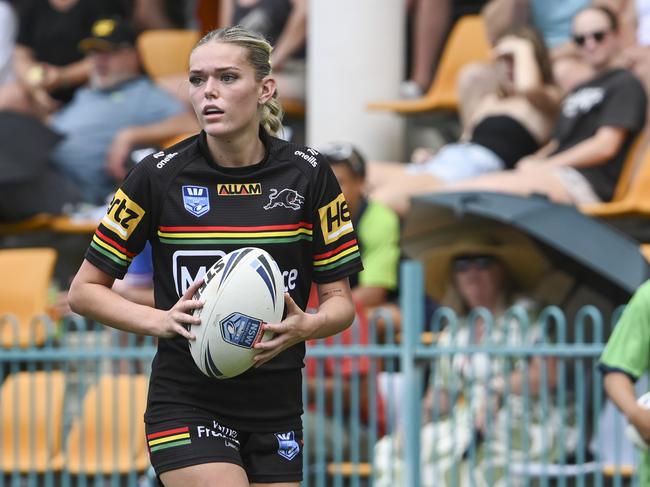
[310, 157, 363, 283]
[84, 163, 152, 279]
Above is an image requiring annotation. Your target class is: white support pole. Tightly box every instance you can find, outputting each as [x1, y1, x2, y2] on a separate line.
[307, 0, 406, 161]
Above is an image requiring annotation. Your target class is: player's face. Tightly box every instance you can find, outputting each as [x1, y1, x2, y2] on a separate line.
[188, 42, 274, 138]
[572, 9, 619, 71]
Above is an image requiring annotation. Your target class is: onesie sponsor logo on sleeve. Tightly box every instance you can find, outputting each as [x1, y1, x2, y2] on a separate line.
[294, 148, 319, 167]
[318, 193, 353, 244]
[101, 189, 145, 240]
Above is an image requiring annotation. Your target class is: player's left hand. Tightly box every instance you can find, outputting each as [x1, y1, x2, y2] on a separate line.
[253, 293, 316, 367]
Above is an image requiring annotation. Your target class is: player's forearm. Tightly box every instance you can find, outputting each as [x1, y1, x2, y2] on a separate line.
[69, 277, 161, 336]
[309, 296, 355, 340]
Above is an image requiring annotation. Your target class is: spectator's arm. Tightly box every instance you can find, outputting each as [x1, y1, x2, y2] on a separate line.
[546, 126, 628, 168]
[13, 44, 38, 85]
[270, 0, 307, 72]
[218, 0, 234, 28]
[352, 286, 388, 309]
[307, 375, 370, 416]
[107, 111, 199, 180]
[605, 371, 650, 441]
[53, 58, 91, 91]
[507, 356, 557, 396]
[132, 0, 175, 30]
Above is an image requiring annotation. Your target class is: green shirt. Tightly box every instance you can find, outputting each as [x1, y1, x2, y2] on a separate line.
[357, 200, 400, 290]
[600, 280, 650, 484]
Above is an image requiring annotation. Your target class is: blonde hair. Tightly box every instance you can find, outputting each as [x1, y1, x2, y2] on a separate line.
[195, 26, 284, 136]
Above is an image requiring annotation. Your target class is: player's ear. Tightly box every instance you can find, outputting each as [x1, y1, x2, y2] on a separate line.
[258, 76, 276, 105]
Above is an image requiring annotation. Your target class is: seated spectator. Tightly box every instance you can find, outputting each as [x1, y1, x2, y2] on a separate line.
[401, 0, 487, 98]
[320, 143, 401, 311]
[49, 16, 198, 205]
[369, 25, 559, 215]
[373, 231, 571, 487]
[445, 6, 647, 207]
[6, 0, 126, 117]
[599, 279, 650, 486]
[304, 295, 384, 467]
[219, 0, 306, 102]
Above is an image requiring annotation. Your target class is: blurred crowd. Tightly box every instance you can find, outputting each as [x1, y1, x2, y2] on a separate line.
[3, 0, 650, 485]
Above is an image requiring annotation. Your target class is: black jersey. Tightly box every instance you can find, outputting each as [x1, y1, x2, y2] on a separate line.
[85, 129, 363, 431]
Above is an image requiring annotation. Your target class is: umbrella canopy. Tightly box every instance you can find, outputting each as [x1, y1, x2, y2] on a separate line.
[0, 111, 62, 184]
[402, 191, 650, 303]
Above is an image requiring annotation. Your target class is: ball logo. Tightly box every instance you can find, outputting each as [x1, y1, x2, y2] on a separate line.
[182, 185, 210, 217]
[219, 312, 264, 349]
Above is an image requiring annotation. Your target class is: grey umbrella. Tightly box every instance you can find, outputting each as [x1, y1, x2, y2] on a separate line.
[402, 191, 650, 303]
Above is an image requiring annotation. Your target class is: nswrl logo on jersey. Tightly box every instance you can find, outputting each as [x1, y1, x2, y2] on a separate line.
[182, 185, 210, 217]
[275, 431, 300, 461]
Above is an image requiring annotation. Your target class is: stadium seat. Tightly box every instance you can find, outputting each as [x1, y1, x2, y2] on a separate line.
[0, 213, 52, 236]
[581, 134, 650, 217]
[136, 29, 201, 79]
[0, 371, 66, 473]
[56, 374, 149, 475]
[0, 247, 57, 348]
[367, 15, 491, 114]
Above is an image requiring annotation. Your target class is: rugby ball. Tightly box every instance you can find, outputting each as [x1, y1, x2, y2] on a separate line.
[625, 391, 650, 451]
[189, 247, 284, 379]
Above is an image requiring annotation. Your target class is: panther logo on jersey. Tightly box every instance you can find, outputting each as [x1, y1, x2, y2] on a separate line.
[264, 188, 304, 210]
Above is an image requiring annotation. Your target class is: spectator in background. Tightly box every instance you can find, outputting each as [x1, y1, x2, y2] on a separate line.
[304, 299, 384, 467]
[446, 6, 647, 206]
[369, 25, 560, 215]
[0, 0, 17, 107]
[600, 280, 650, 487]
[320, 143, 400, 311]
[49, 16, 198, 205]
[401, 0, 487, 98]
[219, 0, 306, 102]
[373, 231, 567, 487]
[8, 0, 126, 117]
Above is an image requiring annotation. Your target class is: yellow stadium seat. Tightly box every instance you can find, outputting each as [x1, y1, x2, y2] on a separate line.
[55, 374, 149, 475]
[0, 371, 66, 473]
[367, 15, 491, 114]
[581, 134, 650, 217]
[137, 29, 201, 79]
[0, 247, 57, 348]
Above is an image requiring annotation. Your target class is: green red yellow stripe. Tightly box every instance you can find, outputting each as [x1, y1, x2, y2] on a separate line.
[157, 222, 313, 245]
[90, 229, 136, 267]
[147, 426, 191, 452]
[313, 240, 360, 270]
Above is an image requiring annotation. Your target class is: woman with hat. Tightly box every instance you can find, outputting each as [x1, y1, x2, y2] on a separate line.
[374, 230, 578, 486]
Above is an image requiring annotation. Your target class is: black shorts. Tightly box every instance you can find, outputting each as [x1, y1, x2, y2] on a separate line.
[146, 416, 303, 484]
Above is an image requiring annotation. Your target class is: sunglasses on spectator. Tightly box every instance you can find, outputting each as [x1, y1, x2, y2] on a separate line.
[572, 30, 609, 46]
[319, 142, 366, 178]
[452, 255, 497, 272]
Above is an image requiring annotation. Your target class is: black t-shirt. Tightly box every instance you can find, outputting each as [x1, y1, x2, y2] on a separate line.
[551, 69, 647, 201]
[15, 0, 124, 102]
[84, 129, 363, 431]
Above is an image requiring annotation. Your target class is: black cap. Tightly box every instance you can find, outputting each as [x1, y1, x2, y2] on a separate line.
[79, 17, 137, 53]
[318, 142, 367, 179]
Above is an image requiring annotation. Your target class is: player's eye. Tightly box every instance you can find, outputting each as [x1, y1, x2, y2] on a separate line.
[189, 75, 203, 86]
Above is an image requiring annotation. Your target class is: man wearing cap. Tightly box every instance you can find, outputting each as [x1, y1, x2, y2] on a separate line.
[49, 16, 197, 205]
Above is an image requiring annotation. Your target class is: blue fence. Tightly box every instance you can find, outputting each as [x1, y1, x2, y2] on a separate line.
[0, 261, 643, 486]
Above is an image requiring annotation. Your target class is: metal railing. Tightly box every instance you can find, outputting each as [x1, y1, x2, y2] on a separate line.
[0, 261, 641, 487]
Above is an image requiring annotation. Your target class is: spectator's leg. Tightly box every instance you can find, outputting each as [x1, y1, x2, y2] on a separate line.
[443, 165, 574, 204]
[408, 0, 453, 93]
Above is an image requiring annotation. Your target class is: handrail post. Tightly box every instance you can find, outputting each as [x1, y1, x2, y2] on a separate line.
[400, 260, 424, 487]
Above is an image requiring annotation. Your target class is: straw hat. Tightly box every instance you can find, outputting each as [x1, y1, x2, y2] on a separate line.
[420, 228, 549, 301]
